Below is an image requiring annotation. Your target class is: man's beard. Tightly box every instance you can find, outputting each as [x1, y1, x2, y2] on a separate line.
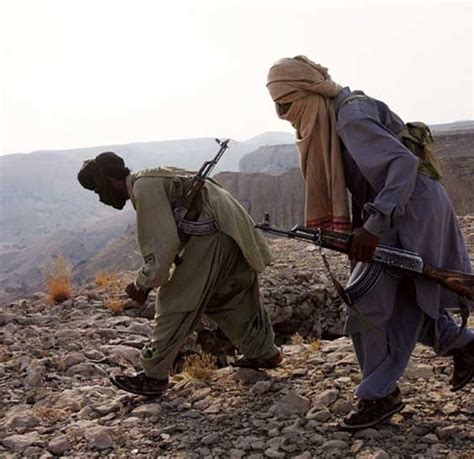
[97, 181, 127, 210]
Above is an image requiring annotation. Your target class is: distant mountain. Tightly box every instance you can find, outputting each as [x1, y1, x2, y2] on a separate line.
[0, 133, 291, 302]
[430, 120, 474, 134]
[244, 131, 294, 146]
[0, 210, 135, 302]
[0, 135, 290, 249]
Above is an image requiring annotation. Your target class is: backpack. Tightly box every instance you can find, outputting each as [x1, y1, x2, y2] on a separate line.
[397, 122, 442, 180]
[338, 93, 442, 180]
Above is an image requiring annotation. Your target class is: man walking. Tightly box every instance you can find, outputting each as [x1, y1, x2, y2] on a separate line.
[77, 152, 281, 395]
[266, 55, 474, 429]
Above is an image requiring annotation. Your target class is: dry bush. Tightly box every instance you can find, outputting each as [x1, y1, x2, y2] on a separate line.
[182, 353, 217, 382]
[104, 297, 125, 315]
[290, 332, 304, 345]
[94, 271, 128, 315]
[95, 272, 119, 289]
[0, 345, 8, 363]
[67, 427, 84, 445]
[44, 254, 72, 304]
[33, 406, 69, 423]
[308, 338, 320, 352]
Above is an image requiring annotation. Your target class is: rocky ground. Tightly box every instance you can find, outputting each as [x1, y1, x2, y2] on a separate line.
[1, 217, 474, 458]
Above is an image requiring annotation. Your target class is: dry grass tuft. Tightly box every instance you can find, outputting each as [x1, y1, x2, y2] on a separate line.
[307, 338, 320, 352]
[182, 353, 217, 382]
[104, 297, 125, 315]
[95, 272, 119, 289]
[67, 427, 84, 444]
[290, 332, 304, 345]
[95, 271, 128, 315]
[44, 254, 72, 304]
[0, 345, 8, 363]
[33, 406, 69, 423]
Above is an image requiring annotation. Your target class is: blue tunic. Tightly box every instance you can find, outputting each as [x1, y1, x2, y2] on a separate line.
[332, 88, 474, 400]
[334, 87, 472, 320]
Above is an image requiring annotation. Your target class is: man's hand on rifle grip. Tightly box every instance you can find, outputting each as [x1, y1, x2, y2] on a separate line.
[349, 227, 380, 263]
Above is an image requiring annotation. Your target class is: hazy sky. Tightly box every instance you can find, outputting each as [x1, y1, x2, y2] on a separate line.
[1, 0, 472, 155]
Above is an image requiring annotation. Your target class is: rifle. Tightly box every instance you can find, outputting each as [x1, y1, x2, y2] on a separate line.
[173, 138, 230, 264]
[173, 138, 229, 226]
[256, 214, 474, 302]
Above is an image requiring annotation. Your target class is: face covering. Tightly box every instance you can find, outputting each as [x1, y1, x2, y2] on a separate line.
[95, 178, 127, 210]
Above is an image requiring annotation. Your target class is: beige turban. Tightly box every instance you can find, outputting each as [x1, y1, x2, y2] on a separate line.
[267, 56, 350, 232]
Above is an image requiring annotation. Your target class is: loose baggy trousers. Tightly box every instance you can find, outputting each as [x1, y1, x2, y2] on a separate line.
[140, 232, 278, 379]
[346, 264, 474, 400]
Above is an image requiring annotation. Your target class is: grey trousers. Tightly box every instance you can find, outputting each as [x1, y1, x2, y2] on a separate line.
[346, 269, 474, 400]
[140, 232, 278, 379]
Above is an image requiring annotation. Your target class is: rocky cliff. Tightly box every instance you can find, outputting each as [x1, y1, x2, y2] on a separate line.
[215, 169, 305, 227]
[237, 130, 474, 216]
[239, 145, 299, 175]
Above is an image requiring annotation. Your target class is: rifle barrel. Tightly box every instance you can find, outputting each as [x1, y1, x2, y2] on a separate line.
[201, 139, 230, 178]
[255, 224, 320, 243]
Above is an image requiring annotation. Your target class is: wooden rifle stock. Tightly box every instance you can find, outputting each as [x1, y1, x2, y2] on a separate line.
[422, 265, 474, 300]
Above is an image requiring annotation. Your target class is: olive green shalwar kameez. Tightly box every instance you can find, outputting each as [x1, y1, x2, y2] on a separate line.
[126, 168, 278, 379]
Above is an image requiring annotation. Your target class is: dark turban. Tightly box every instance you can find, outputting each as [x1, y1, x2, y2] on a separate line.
[78, 152, 130, 189]
[77, 152, 130, 209]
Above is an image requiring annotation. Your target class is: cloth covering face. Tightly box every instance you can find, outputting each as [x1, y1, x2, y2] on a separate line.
[77, 152, 130, 209]
[266, 56, 350, 231]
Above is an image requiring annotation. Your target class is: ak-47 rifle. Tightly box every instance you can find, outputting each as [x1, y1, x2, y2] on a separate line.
[173, 138, 230, 227]
[256, 214, 473, 330]
[172, 138, 230, 264]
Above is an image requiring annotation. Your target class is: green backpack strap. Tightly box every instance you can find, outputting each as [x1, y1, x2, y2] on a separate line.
[397, 122, 443, 181]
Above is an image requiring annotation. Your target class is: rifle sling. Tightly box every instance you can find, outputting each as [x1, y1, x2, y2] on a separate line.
[317, 246, 380, 332]
[177, 217, 220, 235]
[173, 179, 219, 237]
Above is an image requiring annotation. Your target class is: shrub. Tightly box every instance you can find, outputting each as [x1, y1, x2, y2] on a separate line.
[95, 271, 127, 314]
[33, 406, 68, 423]
[308, 338, 320, 352]
[290, 332, 304, 345]
[0, 345, 7, 363]
[44, 254, 72, 304]
[104, 296, 125, 315]
[94, 272, 119, 289]
[182, 353, 217, 382]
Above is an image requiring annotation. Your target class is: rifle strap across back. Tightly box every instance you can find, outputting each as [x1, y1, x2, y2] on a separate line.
[173, 208, 220, 236]
[172, 204, 220, 266]
[172, 179, 220, 237]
